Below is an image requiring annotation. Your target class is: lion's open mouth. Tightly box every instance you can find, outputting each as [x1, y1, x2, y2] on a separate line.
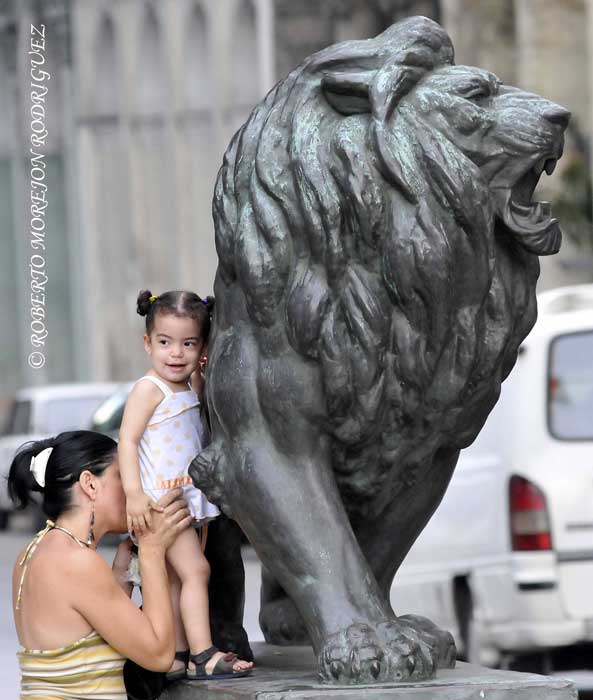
[494, 156, 561, 256]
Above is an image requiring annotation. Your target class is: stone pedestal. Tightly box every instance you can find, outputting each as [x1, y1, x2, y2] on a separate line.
[159, 643, 577, 700]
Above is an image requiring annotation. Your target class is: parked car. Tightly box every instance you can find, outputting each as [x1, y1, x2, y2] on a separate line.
[89, 383, 133, 439]
[0, 382, 122, 529]
[390, 284, 593, 668]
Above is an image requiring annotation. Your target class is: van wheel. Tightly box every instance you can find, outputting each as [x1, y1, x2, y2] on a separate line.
[454, 579, 481, 664]
[0, 509, 10, 531]
[507, 650, 553, 675]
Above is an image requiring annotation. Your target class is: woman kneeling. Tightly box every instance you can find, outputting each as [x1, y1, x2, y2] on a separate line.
[9, 430, 191, 699]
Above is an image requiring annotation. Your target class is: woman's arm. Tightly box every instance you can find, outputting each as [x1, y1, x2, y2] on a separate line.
[118, 381, 163, 533]
[72, 491, 191, 671]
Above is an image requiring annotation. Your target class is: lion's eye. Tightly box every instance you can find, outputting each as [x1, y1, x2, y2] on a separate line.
[461, 85, 491, 101]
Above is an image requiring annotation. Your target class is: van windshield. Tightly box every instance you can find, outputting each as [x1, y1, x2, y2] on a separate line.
[44, 396, 110, 433]
[548, 330, 593, 440]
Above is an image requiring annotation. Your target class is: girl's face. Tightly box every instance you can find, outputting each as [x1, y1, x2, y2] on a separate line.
[144, 313, 204, 386]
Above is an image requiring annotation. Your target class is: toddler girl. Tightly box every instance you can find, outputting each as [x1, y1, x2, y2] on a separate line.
[118, 289, 253, 680]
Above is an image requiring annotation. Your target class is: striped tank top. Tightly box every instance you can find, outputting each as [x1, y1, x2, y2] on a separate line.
[15, 521, 126, 699]
[18, 631, 126, 699]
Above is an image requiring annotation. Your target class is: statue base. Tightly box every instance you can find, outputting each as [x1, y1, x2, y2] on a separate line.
[159, 643, 576, 700]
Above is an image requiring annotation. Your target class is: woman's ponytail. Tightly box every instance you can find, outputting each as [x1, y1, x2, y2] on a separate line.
[7, 439, 50, 510]
[7, 431, 117, 520]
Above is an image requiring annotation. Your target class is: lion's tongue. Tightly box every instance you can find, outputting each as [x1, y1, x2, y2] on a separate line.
[494, 189, 562, 256]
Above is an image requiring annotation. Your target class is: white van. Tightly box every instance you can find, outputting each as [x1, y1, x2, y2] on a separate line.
[391, 284, 593, 667]
[0, 382, 122, 528]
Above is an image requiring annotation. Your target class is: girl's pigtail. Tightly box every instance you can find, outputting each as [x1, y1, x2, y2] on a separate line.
[137, 290, 153, 317]
[203, 296, 215, 317]
[201, 296, 215, 340]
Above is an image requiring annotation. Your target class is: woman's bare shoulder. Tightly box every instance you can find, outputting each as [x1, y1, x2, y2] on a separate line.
[51, 545, 123, 613]
[60, 543, 113, 580]
[15, 534, 109, 589]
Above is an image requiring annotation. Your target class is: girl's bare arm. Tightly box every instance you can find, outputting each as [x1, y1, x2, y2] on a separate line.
[118, 381, 163, 532]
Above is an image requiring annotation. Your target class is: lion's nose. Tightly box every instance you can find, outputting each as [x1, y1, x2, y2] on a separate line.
[543, 105, 571, 128]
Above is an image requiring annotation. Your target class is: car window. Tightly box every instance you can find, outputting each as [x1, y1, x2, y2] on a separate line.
[43, 397, 112, 433]
[548, 330, 593, 440]
[1, 400, 32, 435]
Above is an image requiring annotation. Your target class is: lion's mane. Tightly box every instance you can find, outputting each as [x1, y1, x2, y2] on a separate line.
[212, 17, 539, 516]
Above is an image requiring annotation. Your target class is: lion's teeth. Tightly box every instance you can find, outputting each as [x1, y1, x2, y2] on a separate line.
[540, 201, 551, 216]
[511, 200, 533, 215]
[534, 157, 546, 177]
[545, 158, 557, 175]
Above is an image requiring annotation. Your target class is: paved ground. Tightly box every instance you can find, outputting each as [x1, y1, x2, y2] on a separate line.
[1, 523, 592, 698]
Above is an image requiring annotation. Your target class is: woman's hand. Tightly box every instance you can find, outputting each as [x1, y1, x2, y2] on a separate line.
[126, 489, 162, 536]
[137, 488, 192, 552]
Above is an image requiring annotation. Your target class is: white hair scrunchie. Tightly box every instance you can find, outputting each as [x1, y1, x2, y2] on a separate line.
[30, 446, 53, 488]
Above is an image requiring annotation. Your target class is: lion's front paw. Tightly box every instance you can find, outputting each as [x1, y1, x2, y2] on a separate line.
[398, 614, 456, 669]
[189, 446, 231, 515]
[318, 620, 437, 685]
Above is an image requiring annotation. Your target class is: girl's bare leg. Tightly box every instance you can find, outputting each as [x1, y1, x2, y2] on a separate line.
[166, 562, 189, 674]
[166, 526, 253, 673]
[200, 524, 208, 551]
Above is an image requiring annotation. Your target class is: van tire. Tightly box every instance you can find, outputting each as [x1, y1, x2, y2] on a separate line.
[0, 509, 10, 531]
[454, 579, 481, 664]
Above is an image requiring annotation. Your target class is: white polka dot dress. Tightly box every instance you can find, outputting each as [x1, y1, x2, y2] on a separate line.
[134, 374, 220, 526]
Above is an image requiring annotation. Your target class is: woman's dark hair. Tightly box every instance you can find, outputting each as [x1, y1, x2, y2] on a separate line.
[8, 430, 117, 520]
[136, 290, 214, 340]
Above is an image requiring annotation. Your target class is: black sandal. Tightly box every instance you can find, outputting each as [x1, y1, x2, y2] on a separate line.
[186, 646, 252, 680]
[165, 650, 189, 682]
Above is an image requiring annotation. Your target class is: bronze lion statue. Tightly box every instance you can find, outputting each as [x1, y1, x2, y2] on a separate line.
[191, 16, 569, 684]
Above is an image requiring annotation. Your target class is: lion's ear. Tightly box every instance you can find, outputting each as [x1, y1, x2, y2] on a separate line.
[371, 64, 426, 121]
[321, 72, 372, 115]
[322, 64, 427, 120]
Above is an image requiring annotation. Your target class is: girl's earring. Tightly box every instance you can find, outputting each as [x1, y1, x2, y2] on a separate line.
[86, 504, 95, 547]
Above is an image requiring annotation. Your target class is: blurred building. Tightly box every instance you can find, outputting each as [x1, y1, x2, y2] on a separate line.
[442, 0, 593, 292]
[0, 0, 592, 399]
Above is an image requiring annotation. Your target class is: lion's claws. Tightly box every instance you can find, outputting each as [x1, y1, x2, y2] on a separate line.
[330, 661, 343, 679]
[318, 620, 437, 684]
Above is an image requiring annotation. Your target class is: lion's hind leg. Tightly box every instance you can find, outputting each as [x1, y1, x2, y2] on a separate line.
[351, 446, 460, 670]
[259, 568, 309, 644]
